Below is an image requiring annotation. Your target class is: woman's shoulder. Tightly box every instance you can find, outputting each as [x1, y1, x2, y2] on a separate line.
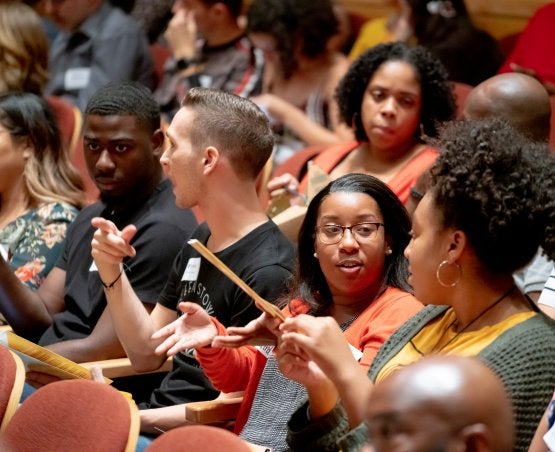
[312, 141, 360, 171]
[36, 202, 79, 223]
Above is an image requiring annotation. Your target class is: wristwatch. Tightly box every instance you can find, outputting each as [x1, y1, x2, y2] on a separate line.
[176, 57, 199, 70]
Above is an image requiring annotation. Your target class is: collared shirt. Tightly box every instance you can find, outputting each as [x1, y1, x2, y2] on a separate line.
[154, 34, 264, 121]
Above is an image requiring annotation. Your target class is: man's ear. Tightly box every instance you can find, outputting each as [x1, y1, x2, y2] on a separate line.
[456, 423, 492, 452]
[151, 129, 166, 158]
[202, 146, 219, 175]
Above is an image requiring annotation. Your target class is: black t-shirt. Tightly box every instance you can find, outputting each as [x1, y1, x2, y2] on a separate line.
[39, 179, 198, 345]
[144, 220, 295, 408]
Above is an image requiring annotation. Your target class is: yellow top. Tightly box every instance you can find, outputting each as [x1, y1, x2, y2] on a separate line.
[376, 308, 535, 383]
[349, 17, 394, 60]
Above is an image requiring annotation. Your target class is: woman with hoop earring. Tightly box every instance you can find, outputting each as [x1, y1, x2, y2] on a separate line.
[277, 118, 555, 451]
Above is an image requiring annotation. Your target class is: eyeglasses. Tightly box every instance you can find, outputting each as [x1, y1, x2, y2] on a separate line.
[315, 222, 384, 245]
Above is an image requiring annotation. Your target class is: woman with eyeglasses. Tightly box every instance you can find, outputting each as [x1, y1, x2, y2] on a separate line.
[277, 119, 555, 452]
[151, 173, 422, 451]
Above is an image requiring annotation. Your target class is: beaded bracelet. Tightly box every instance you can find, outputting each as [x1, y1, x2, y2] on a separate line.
[100, 264, 130, 289]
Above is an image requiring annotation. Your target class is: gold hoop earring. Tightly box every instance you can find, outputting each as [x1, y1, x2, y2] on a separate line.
[436, 260, 461, 287]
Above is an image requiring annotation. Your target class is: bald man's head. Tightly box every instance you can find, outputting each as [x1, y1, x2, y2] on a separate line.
[365, 356, 515, 452]
[464, 73, 551, 142]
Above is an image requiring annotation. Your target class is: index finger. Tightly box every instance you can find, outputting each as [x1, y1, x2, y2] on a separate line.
[91, 217, 118, 233]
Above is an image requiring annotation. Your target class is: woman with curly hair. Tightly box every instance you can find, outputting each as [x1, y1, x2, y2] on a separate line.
[268, 41, 456, 208]
[278, 118, 555, 451]
[0, 92, 84, 293]
[151, 173, 423, 451]
[246, 0, 352, 165]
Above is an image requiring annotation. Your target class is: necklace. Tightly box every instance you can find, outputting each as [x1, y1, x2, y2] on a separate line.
[410, 284, 517, 356]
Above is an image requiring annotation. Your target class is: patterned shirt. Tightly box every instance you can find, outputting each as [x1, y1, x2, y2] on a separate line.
[0, 202, 78, 290]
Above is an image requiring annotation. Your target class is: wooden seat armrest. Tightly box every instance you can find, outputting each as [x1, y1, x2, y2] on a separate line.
[185, 396, 243, 424]
[81, 357, 173, 379]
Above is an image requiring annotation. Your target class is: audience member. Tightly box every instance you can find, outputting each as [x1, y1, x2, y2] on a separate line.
[365, 355, 515, 451]
[498, 3, 555, 95]
[346, 0, 503, 86]
[268, 42, 456, 208]
[463, 72, 551, 143]
[349, 0, 412, 61]
[43, 0, 155, 112]
[154, 0, 263, 122]
[0, 92, 84, 294]
[0, 1, 82, 155]
[129, 0, 174, 44]
[406, 0, 503, 86]
[277, 118, 555, 451]
[152, 173, 423, 450]
[89, 88, 295, 440]
[0, 82, 197, 363]
[247, 0, 352, 166]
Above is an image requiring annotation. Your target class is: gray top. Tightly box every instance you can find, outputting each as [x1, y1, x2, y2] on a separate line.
[45, 1, 154, 112]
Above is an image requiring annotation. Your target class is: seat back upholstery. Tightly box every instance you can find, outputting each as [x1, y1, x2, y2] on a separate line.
[46, 95, 82, 157]
[46, 95, 99, 204]
[0, 347, 25, 432]
[0, 379, 139, 452]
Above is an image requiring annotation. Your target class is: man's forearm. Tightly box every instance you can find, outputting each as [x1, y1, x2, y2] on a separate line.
[140, 405, 189, 435]
[46, 337, 126, 363]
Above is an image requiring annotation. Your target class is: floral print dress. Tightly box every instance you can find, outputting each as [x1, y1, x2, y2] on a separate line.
[0, 202, 79, 290]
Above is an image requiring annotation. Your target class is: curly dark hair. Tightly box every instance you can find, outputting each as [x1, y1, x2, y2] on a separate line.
[285, 173, 412, 316]
[336, 41, 456, 142]
[429, 118, 555, 274]
[246, 0, 338, 79]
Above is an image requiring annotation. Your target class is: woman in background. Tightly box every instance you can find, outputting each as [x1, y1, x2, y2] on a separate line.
[268, 42, 456, 207]
[0, 92, 84, 291]
[247, 0, 352, 166]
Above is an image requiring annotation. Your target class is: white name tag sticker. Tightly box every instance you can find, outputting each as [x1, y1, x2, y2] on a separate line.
[64, 67, 91, 90]
[182, 257, 201, 281]
[89, 260, 98, 272]
[544, 422, 555, 449]
[0, 244, 9, 261]
[349, 344, 363, 362]
[538, 270, 555, 308]
[255, 345, 274, 358]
